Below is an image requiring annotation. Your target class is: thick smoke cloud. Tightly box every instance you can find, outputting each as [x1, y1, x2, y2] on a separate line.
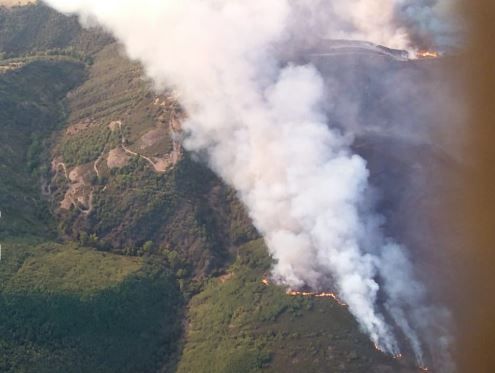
[394, 0, 461, 51]
[286, 0, 409, 50]
[42, 0, 456, 369]
[285, 0, 459, 54]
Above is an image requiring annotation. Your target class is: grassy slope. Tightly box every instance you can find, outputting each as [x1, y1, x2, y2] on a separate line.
[0, 239, 183, 373]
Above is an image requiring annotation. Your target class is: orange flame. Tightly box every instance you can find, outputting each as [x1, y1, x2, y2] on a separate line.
[261, 277, 346, 305]
[373, 343, 384, 353]
[373, 343, 403, 360]
[286, 289, 346, 306]
[374, 342, 430, 371]
[416, 50, 440, 59]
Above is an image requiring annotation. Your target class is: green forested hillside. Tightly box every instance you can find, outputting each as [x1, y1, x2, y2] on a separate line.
[49, 42, 257, 276]
[0, 5, 258, 371]
[0, 6, 185, 372]
[0, 59, 85, 237]
[177, 240, 410, 373]
[0, 239, 183, 373]
[0, 3, 110, 57]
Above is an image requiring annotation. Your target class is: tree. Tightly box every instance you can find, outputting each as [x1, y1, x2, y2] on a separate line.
[141, 241, 154, 256]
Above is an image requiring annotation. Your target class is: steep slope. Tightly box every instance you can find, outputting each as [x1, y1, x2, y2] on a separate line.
[0, 239, 183, 373]
[0, 7, 185, 372]
[49, 42, 257, 276]
[0, 59, 85, 237]
[177, 240, 419, 373]
[0, 2, 110, 57]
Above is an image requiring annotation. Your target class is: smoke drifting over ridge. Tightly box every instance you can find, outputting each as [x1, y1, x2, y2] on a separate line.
[394, 0, 461, 51]
[43, 0, 458, 369]
[285, 0, 459, 53]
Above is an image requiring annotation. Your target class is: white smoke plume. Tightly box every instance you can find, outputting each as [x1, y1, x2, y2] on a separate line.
[285, 0, 459, 54]
[394, 0, 461, 51]
[286, 0, 409, 50]
[42, 0, 456, 369]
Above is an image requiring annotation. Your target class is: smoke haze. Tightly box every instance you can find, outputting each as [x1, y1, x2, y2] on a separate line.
[285, 0, 459, 54]
[42, 0, 460, 370]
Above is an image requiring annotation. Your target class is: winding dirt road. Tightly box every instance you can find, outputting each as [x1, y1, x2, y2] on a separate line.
[117, 118, 182, 173]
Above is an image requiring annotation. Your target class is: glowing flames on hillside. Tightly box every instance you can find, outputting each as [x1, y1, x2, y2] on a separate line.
[374, 343, 404, 362]
[262, 277, 430, 371]
[286, 290, 346, 306]
[373, 343, 402, 359]
[374, 342, 431, 371]
[261, 277, 346, 306]
[416, 50, 440, 59]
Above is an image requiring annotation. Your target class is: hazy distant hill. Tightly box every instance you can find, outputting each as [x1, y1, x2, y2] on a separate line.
[0, 3, 110, 57]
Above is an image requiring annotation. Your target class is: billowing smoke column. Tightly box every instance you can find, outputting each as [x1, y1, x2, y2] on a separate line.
[394, 0, 461, 51]
[287, 0, 459, 54]
[43, 0, 455, 368]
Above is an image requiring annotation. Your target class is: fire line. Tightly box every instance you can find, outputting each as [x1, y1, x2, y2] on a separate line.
[416, 50, 441, 59]
[261, 277, 346, 306]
